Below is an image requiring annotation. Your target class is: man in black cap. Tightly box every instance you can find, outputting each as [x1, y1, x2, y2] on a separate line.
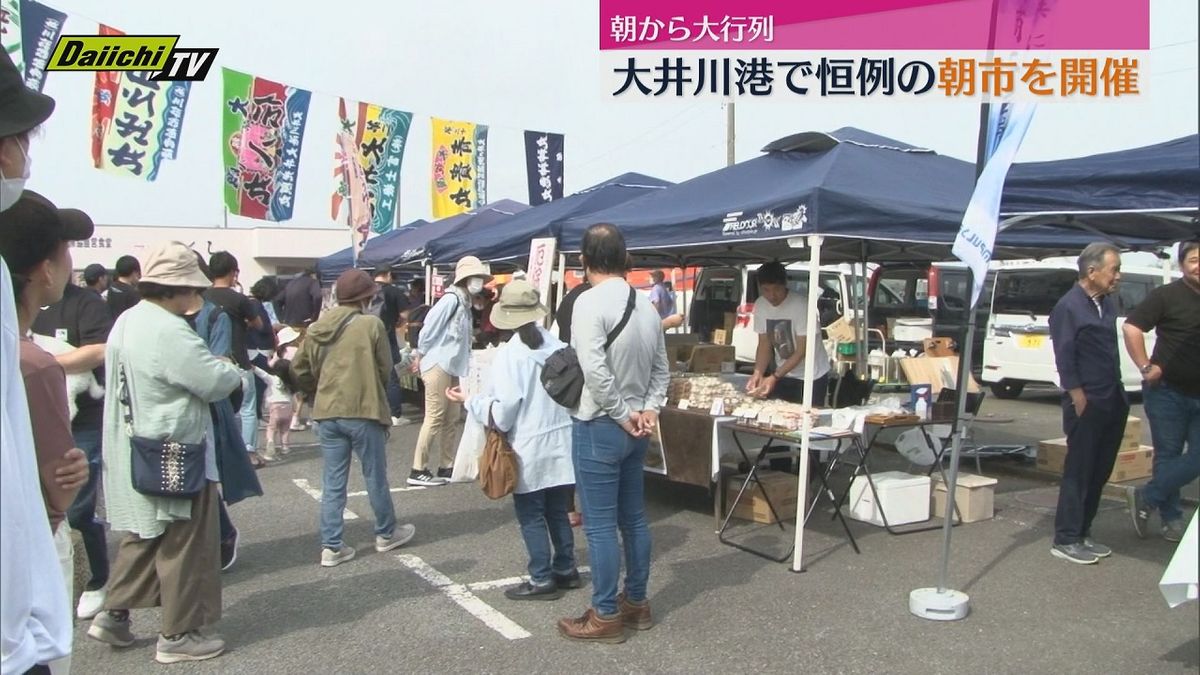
[83, 263, 110, 298]
[31, 207, 115, 622]
[1, 50, 77, 675]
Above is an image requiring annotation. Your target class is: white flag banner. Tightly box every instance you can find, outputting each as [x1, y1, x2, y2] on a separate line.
[953, 102, 1036, 307]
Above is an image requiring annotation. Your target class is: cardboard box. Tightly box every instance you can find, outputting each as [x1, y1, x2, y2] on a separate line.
[922, 337, 956, 357]
[1038, 437, 1154, 481]
[898, 356, 981, 395]
[725, 470, 799, 524]
[1122, 416, 1141, 452]
[932, 473, 998, 523]
[688, 344, 735, 373]
[712, 329, 729, 346]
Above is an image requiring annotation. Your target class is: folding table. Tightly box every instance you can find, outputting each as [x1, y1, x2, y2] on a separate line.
[718, 422, 864, 563]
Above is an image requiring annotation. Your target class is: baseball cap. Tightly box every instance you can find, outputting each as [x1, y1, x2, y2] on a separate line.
[0, 51, 55, 139]
[0, 190, 93, 274]
[84, 263, 109, 284]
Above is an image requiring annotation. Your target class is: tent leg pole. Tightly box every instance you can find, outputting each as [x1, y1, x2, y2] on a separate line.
[425, 263, 433, 305]
[791, 234, 822, 573]
[555, 253, 567, 311]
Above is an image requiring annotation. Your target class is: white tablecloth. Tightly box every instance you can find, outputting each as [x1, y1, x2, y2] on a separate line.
[1159, 511, 1198, 608]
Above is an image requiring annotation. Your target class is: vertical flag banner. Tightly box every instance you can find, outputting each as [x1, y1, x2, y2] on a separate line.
[1, 0, 21, 77]
[431, 118, 488, 218]
[222, 67, 311, 222]
[527, 237, 557, 309]
[15, 0, 65, 92]
[952, 102, 1036, 307]
[90, 24, 191, 181]
[524, 131, 564, 206]
[335, 130, 371, 264]
[331, 98, 413, 234]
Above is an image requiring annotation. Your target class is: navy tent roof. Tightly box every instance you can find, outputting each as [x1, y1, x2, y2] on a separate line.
[558, 128, 1099, 266]
[426, 172, 673, 266]
[1000, 135, 1200, 243]
[316, 218, 430, 284]
[359, 199, 529, 269]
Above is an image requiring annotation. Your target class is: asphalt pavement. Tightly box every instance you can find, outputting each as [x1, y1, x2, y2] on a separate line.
[68, 390, 1198, 674]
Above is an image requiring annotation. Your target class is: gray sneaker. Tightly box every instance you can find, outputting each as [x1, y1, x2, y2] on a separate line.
[1051, 543, 1099, 565]
[321, 545, 357, 567]
[376, 524, 416, 552]
[86, 611, 135, 647]
[1126, 487, 1150, 538]
[1162, 519, 1186, 543]
[155, 630, 225, 664]
[1082, 537, 1112, 558]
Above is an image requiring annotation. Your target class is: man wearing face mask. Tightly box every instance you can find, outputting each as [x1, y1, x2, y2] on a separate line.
[292, 269, 414, 567]
[406, 256, 491, 486]
[2, 51, 77, 675]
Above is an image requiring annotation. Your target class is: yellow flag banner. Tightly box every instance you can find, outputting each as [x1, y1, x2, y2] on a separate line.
[431, 118, 487, 218]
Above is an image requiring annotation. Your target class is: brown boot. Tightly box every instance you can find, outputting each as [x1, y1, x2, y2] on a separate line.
[557, 608, 626, 644]
[618, 593, 654, 630]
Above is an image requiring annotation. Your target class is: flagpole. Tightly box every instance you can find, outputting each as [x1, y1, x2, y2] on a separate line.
[910, 0, 1001, 622]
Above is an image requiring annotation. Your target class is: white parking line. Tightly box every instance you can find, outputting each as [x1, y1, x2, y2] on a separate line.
[397, 554, 532, 640]
[291, 478, 359, 520]
[347, 485, 426, 498]
[466, 566, 591, 592]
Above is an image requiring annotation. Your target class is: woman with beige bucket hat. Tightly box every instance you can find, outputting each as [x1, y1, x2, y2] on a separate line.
[407, 255, 492, 486]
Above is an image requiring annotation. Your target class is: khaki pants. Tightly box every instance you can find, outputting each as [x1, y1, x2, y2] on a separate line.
[103, 483, 221, 636]
[412, 366, 461, 472]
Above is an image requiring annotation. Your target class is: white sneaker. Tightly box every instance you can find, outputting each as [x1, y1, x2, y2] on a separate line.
[376, 524, 416, 552]
[76, 588, 107, 619]
[392, 416, 415, 427]
[320, 545, 357, 567]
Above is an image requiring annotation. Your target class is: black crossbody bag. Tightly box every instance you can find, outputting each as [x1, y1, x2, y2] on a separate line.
[541, 287, 636, 408]
[119, 364, 207, 498]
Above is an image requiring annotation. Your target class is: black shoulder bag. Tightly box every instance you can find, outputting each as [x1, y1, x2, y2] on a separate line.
[541, 287, 636, 409]
[119, 364, 207, 498]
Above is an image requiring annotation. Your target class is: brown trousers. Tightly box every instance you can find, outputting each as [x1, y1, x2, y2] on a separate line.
[103, 483, 222, 635]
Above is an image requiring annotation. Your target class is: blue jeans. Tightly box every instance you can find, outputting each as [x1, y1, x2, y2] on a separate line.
[68, 428, 109, 589]
[386, 334, 404, 418]
[1142, 382, 1200, 522]
[512, 485, 577, 584]
[318, 418, 396, 549]
[239, 368, 258, 452]
[572, 417, 652, 616]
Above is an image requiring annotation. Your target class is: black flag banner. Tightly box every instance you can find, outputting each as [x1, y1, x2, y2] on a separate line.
[524, 130, 564, 206]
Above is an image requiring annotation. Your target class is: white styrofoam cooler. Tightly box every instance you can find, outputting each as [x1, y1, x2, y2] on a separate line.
[847, 471, 931, 527]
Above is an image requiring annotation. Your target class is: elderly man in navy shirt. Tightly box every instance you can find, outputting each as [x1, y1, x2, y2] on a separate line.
[1048, 242, 1129, 565]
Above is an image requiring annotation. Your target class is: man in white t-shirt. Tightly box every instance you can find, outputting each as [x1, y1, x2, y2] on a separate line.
[746, 262, 832, 406]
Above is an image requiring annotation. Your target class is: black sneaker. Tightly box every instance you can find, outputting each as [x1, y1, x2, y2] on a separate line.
[436, 467, 453, 480]
[553, 570, 583, 589]
[504, 581, 563, 601]
[220, 528, 239, 572]
[1163, 519, 1186, 543]
[1125, 486, 1150, 539]
[1050, 542, 1099, 565]
[407, 470, 447, 487]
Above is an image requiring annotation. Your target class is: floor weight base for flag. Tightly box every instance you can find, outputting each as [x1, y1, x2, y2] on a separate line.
[909, 587, 970, 621]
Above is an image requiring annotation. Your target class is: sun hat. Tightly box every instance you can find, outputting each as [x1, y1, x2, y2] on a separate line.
[335, 268, 376, 304]
[0, 51, 55, 138]
[276, 326, 300, 345]
[453, 255, 493, 285]
[490, 279, 548, 330]
[139, 241, 212, 288]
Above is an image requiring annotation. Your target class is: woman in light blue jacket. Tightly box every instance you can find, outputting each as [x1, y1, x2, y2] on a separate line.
[448, 280, 579, 601]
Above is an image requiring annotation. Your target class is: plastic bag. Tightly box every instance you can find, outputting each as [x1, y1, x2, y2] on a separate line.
[450, 416, 485, 482]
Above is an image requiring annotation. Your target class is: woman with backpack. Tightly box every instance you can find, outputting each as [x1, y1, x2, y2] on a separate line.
[446, 280, 579, 600]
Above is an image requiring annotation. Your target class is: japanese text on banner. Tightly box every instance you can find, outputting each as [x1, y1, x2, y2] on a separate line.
[431, 118, 488, 218]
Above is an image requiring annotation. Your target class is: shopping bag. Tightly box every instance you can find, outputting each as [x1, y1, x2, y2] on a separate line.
[478, 406, 518, 500]
[450, 416, 485, 483]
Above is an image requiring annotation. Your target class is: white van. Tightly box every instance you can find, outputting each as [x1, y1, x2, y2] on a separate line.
[981, 260, 1177, 398]
[690, 263, 860, 364]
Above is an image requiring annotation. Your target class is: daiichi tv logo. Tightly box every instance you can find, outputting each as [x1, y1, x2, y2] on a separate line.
[45, 35, 217, 81]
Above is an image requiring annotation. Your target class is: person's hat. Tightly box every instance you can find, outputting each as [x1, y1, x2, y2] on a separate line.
[0, 190, 93, 274]
[490, 279, 548, 330]
[139, 241, 212, 288]
[276, 326, 300, 346]
[453, 255, 493, 285]
[1, 51, 55, 138]
[83, 263, 109, 284]
[335, 268, 376, 304]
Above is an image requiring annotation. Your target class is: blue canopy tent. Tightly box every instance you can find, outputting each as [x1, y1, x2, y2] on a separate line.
[358, 199, 529, 270]
[316, 218, 431, 284]
[1000, 134, 1200, 244]
[557, 128, 1102, 267]
[425, 172, 673, 267]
